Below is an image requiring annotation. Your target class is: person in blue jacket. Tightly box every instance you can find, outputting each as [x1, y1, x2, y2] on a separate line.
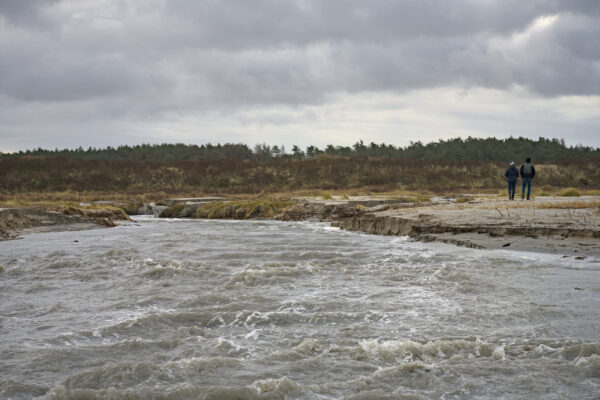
[520, 157, 536, 200]
[504, 161, 519, 200]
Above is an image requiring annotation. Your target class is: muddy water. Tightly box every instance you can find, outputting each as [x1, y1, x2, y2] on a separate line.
[1, 218, 599, 399]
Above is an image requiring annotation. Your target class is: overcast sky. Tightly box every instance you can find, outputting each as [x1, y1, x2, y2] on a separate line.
[1, 0, 599, 152]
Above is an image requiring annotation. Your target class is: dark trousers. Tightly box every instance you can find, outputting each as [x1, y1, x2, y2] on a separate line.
[508, 181, 516, 199]
[522, 178, 532, 198]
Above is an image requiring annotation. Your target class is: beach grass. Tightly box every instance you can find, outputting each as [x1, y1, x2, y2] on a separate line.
[556, 187, 582, 197]
[196, 200, 294, 219]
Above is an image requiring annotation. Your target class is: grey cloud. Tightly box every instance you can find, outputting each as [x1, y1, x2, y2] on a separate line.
[159, 0, 600, 51]
[491, 14, 600, 96]
[556, 0, 600, 15]
[162, 0, 542, 49]
[1, 54, 148, 102]
[0, 0, 59, 27]
[0, 0, 599, 141]
[553, 14, 600, 60]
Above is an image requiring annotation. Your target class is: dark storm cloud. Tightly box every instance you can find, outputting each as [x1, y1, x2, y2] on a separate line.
[1, 0, 598, 107]
[0, 0, 599, 150]
[162, 0, 551, 47]
[0, 0, 58, 27]
[0, 52, 149, 102]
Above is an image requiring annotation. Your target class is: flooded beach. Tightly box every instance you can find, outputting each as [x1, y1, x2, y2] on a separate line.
[1, 217, 599, 399]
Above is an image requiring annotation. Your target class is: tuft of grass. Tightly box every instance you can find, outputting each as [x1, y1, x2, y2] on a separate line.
[321, 192, 333, 200]
[391, 196, 417, 203]
[62, 205, 129, 221]
[540, 200, 600, 209]
[159, 202, 185, 218]
[196, 200, 294, 219]
[583, 189, 600, 196]
[556, 187, 581, 197]
[0, 199, 129, 222]
[118, 200, 145, 215]
[342, 194, 350, 200]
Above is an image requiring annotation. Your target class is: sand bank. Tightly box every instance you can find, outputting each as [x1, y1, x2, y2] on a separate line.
[4, 195, 599, 258]
[0, 207, 129, 240]
[331, 196, 600, 257]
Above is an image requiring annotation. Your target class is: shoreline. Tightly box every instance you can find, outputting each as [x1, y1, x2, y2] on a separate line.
[0, 207, 128, 240]
[330, 196, 600, 258]
[2, 196, 599, 258]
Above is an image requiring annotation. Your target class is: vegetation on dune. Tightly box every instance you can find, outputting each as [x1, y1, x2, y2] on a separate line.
[2, 137, 599, 204]
[158, 203, 186, 218]
[61, 205, 130, 222]
[158, 200, 294, 219]
[556, 187, 582, 197]
[196, 200, 294, 219]
[0, 200, 128, 218]
[1, 156, 599, 196]
[0, 200, 130, 226]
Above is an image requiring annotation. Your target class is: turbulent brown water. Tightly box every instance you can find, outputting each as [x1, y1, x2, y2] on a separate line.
[1, 218, 599, 399]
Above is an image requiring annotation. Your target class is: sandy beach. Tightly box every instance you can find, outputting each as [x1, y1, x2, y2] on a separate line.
[331, 195, 600, 258]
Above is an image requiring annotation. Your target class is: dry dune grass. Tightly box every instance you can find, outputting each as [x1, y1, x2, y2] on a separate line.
[0, 200, 130, 228]
[506, 200, 600, 210]
[3, 156, 599, 195]
[556, 187, 582, 197]
[196, 200, 294, 219]
[0, 191, 180, 204]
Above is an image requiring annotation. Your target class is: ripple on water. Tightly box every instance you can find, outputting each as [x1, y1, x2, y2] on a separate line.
[226, 264, 312, 287]
[1, 219, 599, 399]
[0, 380, 47, 400]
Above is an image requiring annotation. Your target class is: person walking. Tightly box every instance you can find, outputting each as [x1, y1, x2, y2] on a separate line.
[505, 161, 519, 200]
[520, 157, 536, 200]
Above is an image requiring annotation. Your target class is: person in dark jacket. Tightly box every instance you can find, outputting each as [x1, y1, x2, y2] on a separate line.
[520, 157, 536, 200]
[505, 161, 519, 200]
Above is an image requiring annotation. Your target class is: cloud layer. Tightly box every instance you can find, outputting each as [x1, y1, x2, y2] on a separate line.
[1, 0, 599, 151]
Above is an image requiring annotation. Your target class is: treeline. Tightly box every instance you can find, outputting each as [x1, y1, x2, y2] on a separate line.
[1, 137, 599, 162]
[1, 156, 598, 195]
[0, 143, 254, 162]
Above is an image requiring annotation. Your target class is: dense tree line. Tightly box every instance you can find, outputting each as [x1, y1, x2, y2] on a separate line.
[1, 137, 598, 163]
[0, 143, 254, 162]
[1, 156, 598, 195]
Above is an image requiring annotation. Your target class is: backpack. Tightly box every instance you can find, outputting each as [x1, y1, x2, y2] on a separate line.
[523, 163, 532, 176]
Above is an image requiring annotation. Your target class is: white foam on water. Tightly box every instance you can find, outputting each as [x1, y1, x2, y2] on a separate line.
[491, 345, 506, 360]
[2, 218, 599, 399]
